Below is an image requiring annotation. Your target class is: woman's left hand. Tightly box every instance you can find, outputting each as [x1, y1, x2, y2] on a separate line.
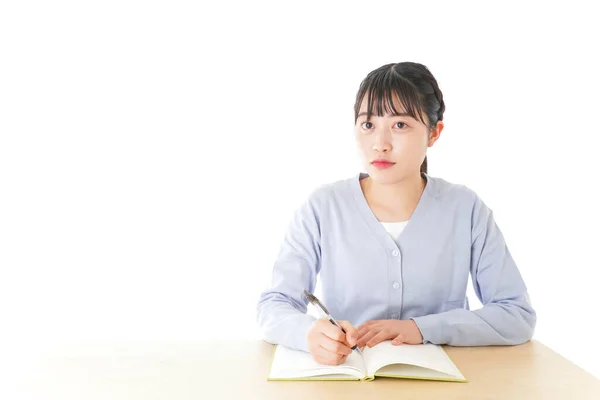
[356, 319, 424, 348]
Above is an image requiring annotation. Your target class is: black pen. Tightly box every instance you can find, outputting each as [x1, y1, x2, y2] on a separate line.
[303, 290, 363, 356]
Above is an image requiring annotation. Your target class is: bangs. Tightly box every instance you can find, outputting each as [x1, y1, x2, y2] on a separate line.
[354, 66, 426, 125]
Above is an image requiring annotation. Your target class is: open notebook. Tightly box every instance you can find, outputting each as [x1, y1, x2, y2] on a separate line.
[268, 340, 466, 382]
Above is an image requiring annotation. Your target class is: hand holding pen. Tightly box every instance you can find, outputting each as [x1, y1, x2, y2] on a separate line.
[303, 290, 363, 366]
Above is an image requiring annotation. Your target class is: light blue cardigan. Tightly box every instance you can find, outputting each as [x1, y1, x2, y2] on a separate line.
[257, 172, 536, 352]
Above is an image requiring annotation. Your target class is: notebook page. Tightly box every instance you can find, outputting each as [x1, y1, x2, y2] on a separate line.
[375, 363, 466, 381]
[268, 345, 365, 379]
[363, 341, 462, 378]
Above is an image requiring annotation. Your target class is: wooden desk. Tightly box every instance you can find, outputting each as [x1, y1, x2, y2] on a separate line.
[6, 340, 599, 399]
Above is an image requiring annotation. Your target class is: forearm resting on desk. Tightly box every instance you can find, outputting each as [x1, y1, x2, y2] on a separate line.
[412, 298, 536, 346]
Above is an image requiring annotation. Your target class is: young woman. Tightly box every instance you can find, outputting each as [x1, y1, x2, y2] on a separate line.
[257, 62, 536, 366]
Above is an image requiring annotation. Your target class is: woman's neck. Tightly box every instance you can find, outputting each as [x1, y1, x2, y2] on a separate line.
[361, 172, 426, 222]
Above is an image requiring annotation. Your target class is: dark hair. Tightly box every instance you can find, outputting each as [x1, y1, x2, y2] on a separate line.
[353, 62, 445, 174]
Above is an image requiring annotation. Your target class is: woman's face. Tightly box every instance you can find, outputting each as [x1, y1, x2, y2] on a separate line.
[354, 93, 443, 184]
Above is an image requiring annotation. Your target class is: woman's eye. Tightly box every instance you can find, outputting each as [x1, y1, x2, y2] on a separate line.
[395, 122, 407, 129]
[361, 121, 373, 130]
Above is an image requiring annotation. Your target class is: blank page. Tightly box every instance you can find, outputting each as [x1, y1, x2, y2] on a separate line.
[363, 341, 464, 379]
[268, 345, 365, 380]
[375, 363, 466, 381]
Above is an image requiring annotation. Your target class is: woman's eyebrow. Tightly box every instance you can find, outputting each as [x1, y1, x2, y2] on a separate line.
[357, 111, 411, 118]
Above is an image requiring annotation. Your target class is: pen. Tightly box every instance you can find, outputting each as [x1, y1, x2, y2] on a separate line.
[303, 289, 363, 356]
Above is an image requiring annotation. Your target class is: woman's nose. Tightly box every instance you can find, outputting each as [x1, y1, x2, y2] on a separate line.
[372, 129, 392, 152]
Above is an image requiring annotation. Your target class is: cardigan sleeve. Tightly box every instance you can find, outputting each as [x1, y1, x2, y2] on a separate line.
[412, 193, 537, 346]
[256, 196, 322, 352]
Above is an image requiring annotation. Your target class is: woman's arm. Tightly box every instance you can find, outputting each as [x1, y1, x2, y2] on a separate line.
[256, 197, 321, 352]
[412, 194, 537, 346]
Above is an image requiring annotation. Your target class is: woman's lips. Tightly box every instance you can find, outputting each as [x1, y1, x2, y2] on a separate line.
[371, 161, 395, 169]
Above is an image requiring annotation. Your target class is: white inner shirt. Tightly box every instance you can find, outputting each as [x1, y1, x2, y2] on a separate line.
[380, 220, 409, 241]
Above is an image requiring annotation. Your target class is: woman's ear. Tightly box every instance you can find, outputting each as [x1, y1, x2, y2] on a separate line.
[428, 120, 444, 147]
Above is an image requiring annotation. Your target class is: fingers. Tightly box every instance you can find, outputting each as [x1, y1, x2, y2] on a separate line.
[319, 333, 352, 356]
[366, 331, 389, 348]
[357, 320, 380, 339]
[357, 324, 370, 339]
[357, 329, 378, 348]
[357, 320, 375, 331]
[320, 321, 346, 342]
[392, 333, 406, 345]
[338, 320, 358, 346]
[313, 345, 348, 366]
[308, 319, 354, 366]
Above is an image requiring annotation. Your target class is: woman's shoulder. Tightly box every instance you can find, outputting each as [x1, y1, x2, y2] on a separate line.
[303, 174, 356, 208]
[428, 174, 485, 209]
[285, 175, 355, 228]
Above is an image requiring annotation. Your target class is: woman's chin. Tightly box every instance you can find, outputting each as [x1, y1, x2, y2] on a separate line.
[367, 168, 401, 183]
[366, 166, 416, 185]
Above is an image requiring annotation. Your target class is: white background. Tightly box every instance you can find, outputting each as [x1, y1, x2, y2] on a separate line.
[1, 0, 599, 380]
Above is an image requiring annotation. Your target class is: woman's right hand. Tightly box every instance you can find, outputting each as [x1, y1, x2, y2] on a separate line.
[307, 318, 358, 365]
